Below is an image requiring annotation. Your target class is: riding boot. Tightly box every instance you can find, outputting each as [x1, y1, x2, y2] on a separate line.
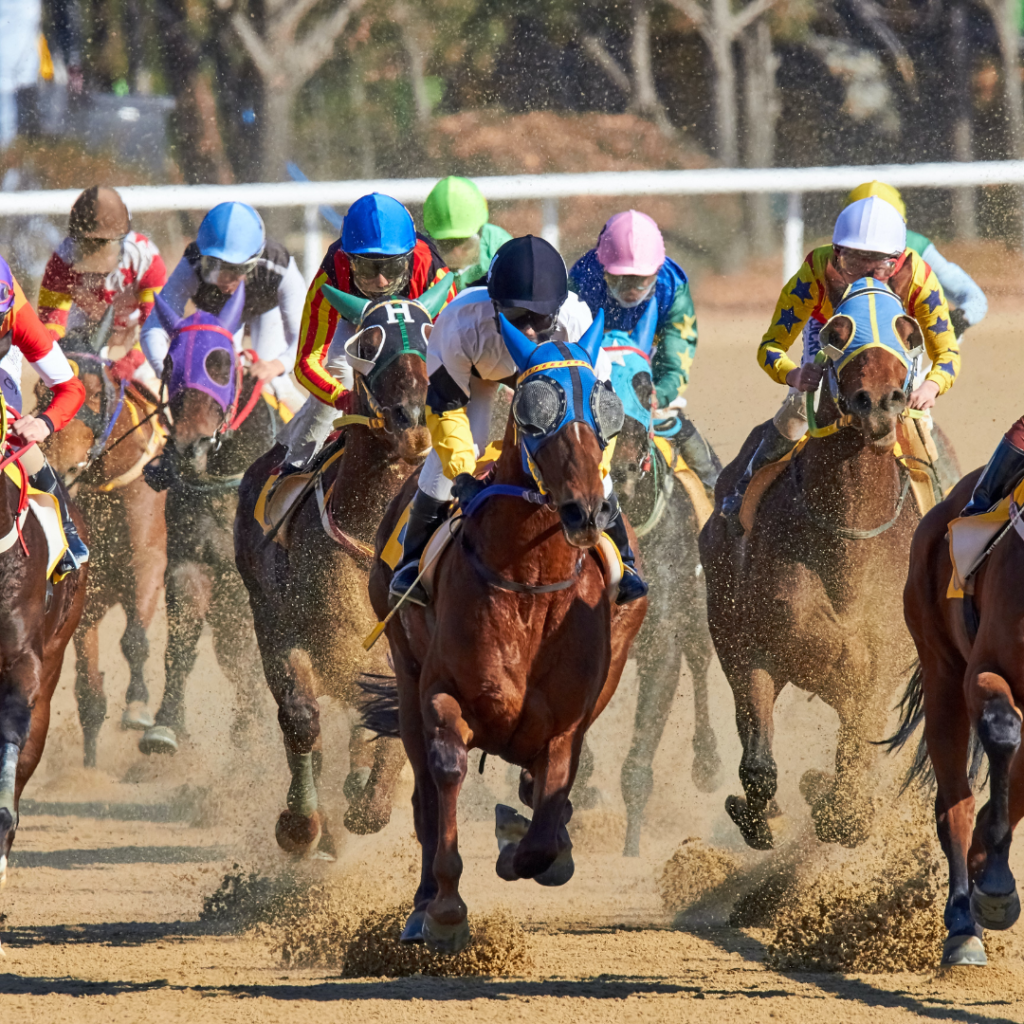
[960, 438, 1024, 517]
[720, 423, 798, 526]
[29, 462, 88, 573]
[605, 493, 648, 605]
[388, 490, 449, 608]
[675, 416, 721, 500]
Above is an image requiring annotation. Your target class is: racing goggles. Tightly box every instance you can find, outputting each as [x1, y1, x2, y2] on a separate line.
[834, 246, 901, 276]
[497, 306, 556, 336]
[72, 235, 127, 273]
[200, 254, 260, 286]
[513, 374, 624, 448]
[0, 278, 12, 316]
[349, 253, 412, 287]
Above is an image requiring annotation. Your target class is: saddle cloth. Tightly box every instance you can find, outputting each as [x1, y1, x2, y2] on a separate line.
[946, 476, 1024, 599]
[1, 463, 68, 581]
[652, 436, 713, 529]
[738, 420, 937, 536]
[253, 446, 345, 549]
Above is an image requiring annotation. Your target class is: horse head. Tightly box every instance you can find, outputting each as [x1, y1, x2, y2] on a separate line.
[816, 277, 923, 449]
[501, 309, 624, 548]
[601, 299, 658, 501]
[155, 281, 245, 470]
[320, 273, 452, 463]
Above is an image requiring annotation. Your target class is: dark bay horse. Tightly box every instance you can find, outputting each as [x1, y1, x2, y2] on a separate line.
[0, 418, 87, 883]
[892, 467, 1024, 965]
[700, 279, 924, 851]
[601, 306, 720, 857]
[41, 317, 168, 766]
[135, 284, 277, 756]
[235, 279, 450, 857]
[367, 311, 646, 954]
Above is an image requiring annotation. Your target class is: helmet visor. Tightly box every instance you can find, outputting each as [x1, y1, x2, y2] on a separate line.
[200, 255, 259, 288]
[496, 304, 556, 340]
[349, 253, 412, 298]
[834, 246, 901, 279]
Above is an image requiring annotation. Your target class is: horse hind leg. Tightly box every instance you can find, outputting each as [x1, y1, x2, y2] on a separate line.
[73, 626, 106, 768]
[0, 742, 18, 886]
[120, 615, 154, 731]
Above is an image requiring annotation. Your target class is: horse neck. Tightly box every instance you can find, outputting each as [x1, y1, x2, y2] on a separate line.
[88, 392, 154, 485]
[0, 465, 18, 539]
[616, 422, 659, 525]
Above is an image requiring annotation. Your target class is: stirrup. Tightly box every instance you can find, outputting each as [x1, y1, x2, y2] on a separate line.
[389, 560, 428, 608]
[616, 568, 648, 605]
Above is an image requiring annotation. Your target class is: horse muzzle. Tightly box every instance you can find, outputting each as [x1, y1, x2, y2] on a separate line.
[847, 387, 906, 447]
[558, 498, 612, 548]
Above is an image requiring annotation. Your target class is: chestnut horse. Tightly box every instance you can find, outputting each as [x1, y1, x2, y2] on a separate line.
[700, 281, 924, 851]
[41, 318, 168, 766]
[601, 305, 720, 857]
[366, 311, 646, 954]
[235, 281, 449, 856]
[135, 285, 276, 756]
[891, 467, 1024, 965]
[0, 419, 87, 884]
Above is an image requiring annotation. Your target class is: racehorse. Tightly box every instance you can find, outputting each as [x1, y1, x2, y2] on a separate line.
[135, 284, 277, 756]
[235, 279, 450, 856]
[365, 310, 646, 954]
[890, 466, 1024, 966]
[0, 396, 87, 885]
[41, 312, 168, 766]
[700, 279, 923, 851]
[601, 302, 720, 857]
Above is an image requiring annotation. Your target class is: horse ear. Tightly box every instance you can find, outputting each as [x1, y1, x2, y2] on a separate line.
[821, 314, 853, 349]
[576, 309, 605, 367]
[152, 291, 184, 336]
[85, 302, 116, 354]
[631, 299, 658, 356]
[498, 313, 535, 373]
[894, 314, 924, 352]
[218, 280, 246, 335]
[321, 284, 370, 324]
[418, 272, 454, 320]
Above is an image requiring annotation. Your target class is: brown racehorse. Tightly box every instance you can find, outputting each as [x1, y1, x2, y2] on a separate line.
[365, 312, 646, 954]
[0, 437, 87, 884]
[41, 344, 167, 767]
[235, 287, 447, 857]
[700, 304, 923, 852]
[891, 467, 1024, 966]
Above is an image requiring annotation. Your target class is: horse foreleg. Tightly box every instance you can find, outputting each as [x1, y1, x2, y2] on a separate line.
[621, 626, 681, 857]
[964, 670, 1022, 934]
[344, 733, 405, 836]
[725, 664, 779, 851]
[682, 604, 721, 794]
[142, 562, 210, 755]
[73, 623, 107, 767]
[119, 614, 154, 730]
[422, 691, 470, 955]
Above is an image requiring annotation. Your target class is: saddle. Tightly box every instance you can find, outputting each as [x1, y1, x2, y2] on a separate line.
[651, 435, 713, 528]
[946, 476, 1024, 599]
[0, 462, 69, 581]
[738, 419, 937, 536]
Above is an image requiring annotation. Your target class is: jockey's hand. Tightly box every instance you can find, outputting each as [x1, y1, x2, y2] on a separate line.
[650, 388, 659, 412]
[250, 358, 285, 382]
[11, 416, 51, 444]
[908, 379, 940, 411]
[452, 472, 488, 506]
[950, 308, 970, 339]
[333, 389, 357, 413]
[785, 364, 824, 393]
[110, 349, 145, 382]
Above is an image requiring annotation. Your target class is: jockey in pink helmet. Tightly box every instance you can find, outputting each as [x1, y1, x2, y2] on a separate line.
[569, 210, 719, 498]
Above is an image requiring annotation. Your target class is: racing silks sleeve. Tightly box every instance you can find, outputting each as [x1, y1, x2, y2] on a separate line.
[135, 245, 167, 328]
[651, 278, 698, 406]
[757, 247, 829, 385]
[425, 405, 477, 480]
[37, 250, 74, 338]
[295, 266, 346, 408]
[907, 254, 960, 395]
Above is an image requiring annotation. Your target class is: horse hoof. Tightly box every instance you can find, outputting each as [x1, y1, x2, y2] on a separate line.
[725, 795, 773, 850]
[138, 726, 178, 756]
[343, 767, 372, 802]
[533, 844, 575, 887]
[343, 801, 391, 835]
[691, 753, 722, 794]
[400, 909, 427, 943]
[495, 804, 530, 851]
[275, 809, 322, 855]
[121, 703, 155, 731]
[495, 843, 520, 881]
[799, 769, 834, 808]
[422, 911, 470, 955]
[971, 885, 1021, 931]
[942, 933, 987, 966]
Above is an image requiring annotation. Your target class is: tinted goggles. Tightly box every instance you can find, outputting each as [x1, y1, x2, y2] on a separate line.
[349, 253, 411, 284]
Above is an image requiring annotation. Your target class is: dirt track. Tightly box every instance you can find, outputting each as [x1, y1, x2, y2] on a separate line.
[4, 259, 1024, 1022]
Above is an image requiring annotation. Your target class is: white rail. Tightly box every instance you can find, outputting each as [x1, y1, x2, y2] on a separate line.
[2, 160, 1017, 282]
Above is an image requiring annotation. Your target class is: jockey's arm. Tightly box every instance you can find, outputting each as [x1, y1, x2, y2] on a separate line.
[295, 266, 348, 408]
[7, 281, 85, 435]
[758, 255, 822, 385]
[258, 255, 306, 378]
[36, 248, 74, 338]
[140, 256, 199, 375]
[424, 349, 477, 482]
[651, 279, 697, 408]
[135, 242, 168, 330]
[910, 258, 960, 403]
[921, 242, 987, 333]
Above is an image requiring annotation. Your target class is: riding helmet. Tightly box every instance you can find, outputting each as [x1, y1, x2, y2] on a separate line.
[846, 181, 907, 221]
[487, 235, 567, 316]
[197, 202, 266, 264]
[69, 186, 131, 241]
[596, 210, 665, 276]
[341, 193, 416, 256]
[832, 197, 906, 256]
[423, 176, 489, 239]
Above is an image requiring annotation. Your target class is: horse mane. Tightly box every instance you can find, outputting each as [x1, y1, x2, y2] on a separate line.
[357, 673, 401, 739]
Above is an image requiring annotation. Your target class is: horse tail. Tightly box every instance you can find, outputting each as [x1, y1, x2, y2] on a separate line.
[878, 660, 934, 792]
[358, 673, 401, 739]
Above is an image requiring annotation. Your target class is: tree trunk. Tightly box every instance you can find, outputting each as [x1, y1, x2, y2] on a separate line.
[350, 55, 376, 179]
[950, 3, 977, 240]
[630, 0, 674, 135]
[394, 2, 431, 131]
[985, 0, 1024, 244]
[743, 19, 778, 254]
[262, 84, 299, 182]
[709, 0, 738, 167]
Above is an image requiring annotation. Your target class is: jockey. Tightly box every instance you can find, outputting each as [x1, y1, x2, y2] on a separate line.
[423, 176, 512, 289]
[0, 255, 89, 572]
[720, 196, 961, 522]
[139, 201, 306, 408]
[569, 209, 718, 499]
[388, 234, 648, 608]
[37, 186, 167, 383]
[281, 192, 455, 468]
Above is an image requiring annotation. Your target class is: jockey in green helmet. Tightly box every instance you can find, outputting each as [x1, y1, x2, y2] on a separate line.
[423, 176, 512, 289]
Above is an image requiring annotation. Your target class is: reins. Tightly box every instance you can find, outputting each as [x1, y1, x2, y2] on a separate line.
[633, 441, 673, 538]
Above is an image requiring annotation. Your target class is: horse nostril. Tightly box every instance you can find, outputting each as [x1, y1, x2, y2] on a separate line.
[559, 501, 588, 532]
[851, 390, 872, 414]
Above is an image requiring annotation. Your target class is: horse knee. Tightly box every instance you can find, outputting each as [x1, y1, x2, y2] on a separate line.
[120, 619, 150, 664]
[977, 697, 1021, 764]
[739, 751, 777, 804]
[278, 694, 320, 753]
[428, 734, 467, 787]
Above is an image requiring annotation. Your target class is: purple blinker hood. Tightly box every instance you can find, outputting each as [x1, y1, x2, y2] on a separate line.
[153, 283, 246, 412]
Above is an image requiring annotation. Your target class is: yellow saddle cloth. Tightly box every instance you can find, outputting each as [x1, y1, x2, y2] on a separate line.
[651, 436, 713, 529]
[1, 463, 69, 581]
[253, 447, 345, 549]
[946, 477, 1024, 598]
